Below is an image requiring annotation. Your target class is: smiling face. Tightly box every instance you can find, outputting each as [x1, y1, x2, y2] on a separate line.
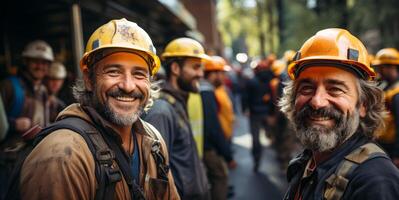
[177, 57, 204, 93]
[85, 51, 150, 127]
[293, 66, 366, 152]
[25, 58, 51, 81]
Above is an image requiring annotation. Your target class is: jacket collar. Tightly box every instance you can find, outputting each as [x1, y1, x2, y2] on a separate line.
[287, 132, 369, 181]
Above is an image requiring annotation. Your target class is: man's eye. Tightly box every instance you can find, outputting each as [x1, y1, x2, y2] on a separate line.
[298, 86, 314, 95]
[329, 87, 344, 95]
[105, 70, 121, 77]
[133, 71, 148, 79]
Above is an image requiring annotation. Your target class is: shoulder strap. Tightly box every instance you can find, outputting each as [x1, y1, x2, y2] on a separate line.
[141, 121, 170, 181]
[159, 92, 190, 130]
[324, 143, 388, 200]
[7, 76, 25, 118]
[34, 117, 122, 200]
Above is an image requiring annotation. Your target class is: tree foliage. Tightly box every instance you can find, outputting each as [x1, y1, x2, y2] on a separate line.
[217, 0, 399, 58]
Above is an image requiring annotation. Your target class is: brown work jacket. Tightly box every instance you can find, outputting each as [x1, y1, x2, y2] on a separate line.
[20, 103, 180, 200]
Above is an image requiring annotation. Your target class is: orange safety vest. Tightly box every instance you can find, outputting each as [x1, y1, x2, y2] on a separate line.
[214, 86, 235, 140]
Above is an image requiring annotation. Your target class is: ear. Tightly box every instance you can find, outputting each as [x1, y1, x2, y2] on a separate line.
[171, 62, 181, 76]
[359, 103, 366, 117]
[82, 69, 93, 92]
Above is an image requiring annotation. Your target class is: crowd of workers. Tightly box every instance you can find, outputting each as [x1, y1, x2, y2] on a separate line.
[1, 18, 399, 200]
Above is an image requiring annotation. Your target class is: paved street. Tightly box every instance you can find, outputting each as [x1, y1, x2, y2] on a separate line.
[229, 114, 288, 200]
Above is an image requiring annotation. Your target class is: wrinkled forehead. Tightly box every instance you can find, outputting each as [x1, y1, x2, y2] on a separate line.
[295, 66, 360, 93]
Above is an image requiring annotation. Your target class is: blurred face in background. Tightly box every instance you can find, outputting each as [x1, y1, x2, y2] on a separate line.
[46, 78, 65, 95]
[206, 71, 225, 88]
[379, 64, 398, 83]
[25, 58, 51, 81]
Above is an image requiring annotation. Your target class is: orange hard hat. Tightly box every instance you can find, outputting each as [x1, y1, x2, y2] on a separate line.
[271, 60, 286, 76]
[287, 28, 376, 80]
[204, 56, 230, 72]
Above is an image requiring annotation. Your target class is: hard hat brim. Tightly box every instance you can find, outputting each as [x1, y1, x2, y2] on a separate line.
[288, 56, 376, 80]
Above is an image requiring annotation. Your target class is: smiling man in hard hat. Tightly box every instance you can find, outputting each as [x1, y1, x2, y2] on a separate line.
[12, 19, 179, 200]
[279, 28, 399, 200]
[143, 37, 210, 199]
[0, 40, 54, 195]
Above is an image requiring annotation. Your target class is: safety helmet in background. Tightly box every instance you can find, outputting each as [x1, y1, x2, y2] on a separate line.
[48, 62, 67, 79]
[161, 37, 210, 60]
[204, 56, 230, 72]
[372, 48, 399, 66]
[22, 40, 54, 62]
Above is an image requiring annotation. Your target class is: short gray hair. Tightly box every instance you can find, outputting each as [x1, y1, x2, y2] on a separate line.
[279, 78, 386, 139]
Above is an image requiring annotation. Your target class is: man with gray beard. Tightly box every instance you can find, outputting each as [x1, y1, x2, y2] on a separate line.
[13, 19, 179, 200]
[279, 28, 399, 200]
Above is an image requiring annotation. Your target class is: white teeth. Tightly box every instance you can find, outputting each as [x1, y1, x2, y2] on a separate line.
[115, 96, 136, 102]
[310, 116, 331, 121]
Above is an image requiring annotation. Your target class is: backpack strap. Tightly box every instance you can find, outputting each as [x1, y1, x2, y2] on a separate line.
[7, 76, 25, 118]
[141, 121, 170, 182]
[34, 117, 122, 200]
[324, 143, 388, 200]
[159, 92, 190, 132]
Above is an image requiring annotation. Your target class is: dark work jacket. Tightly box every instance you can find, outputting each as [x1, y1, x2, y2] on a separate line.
[284, 133, 399, 200]
[199, 80, 232, 162]
[245, 70, 275, 115]
[143, 82, 209, 200]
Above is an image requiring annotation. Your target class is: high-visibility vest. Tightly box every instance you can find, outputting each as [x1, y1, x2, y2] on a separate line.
[187, 92, 204, 158]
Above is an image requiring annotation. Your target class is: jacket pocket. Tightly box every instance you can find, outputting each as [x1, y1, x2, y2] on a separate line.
[149, 177, 168, 199]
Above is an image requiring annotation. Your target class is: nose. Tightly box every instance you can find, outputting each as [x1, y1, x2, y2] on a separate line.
[197, 68, 204, 78]
[118, 74, 136, 93]
[309, 87, 329, 110]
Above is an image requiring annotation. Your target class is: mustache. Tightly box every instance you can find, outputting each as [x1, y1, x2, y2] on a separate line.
[296, 104, 342, 122]
[106, 88, 144, 100]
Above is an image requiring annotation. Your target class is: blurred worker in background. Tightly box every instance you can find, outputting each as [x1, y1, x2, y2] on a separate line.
[280, 28, 399, 200]
[201, 55, 236, 200]
[244, 55, 276, 172]
[0, 40, 53, 196]
[372, 48, 399, 167]
[143, 37, 210, 200]
[45, 61, 67, 122]
[0, 40, 53, 137]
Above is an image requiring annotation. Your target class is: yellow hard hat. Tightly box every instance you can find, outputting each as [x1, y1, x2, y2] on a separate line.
[80, 18, 160, 76]
[271, 60, 286, 76]
[288, 28, 376, 80]
[372, 48, 399, 66]
[204, 56, 230, 72]
[161, 37, 210, 60]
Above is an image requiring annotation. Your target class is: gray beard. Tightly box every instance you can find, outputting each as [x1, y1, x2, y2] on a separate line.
[103, 102, 143, 126]
[294, 109, 360, 152]
[92, 94, 144, 127]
